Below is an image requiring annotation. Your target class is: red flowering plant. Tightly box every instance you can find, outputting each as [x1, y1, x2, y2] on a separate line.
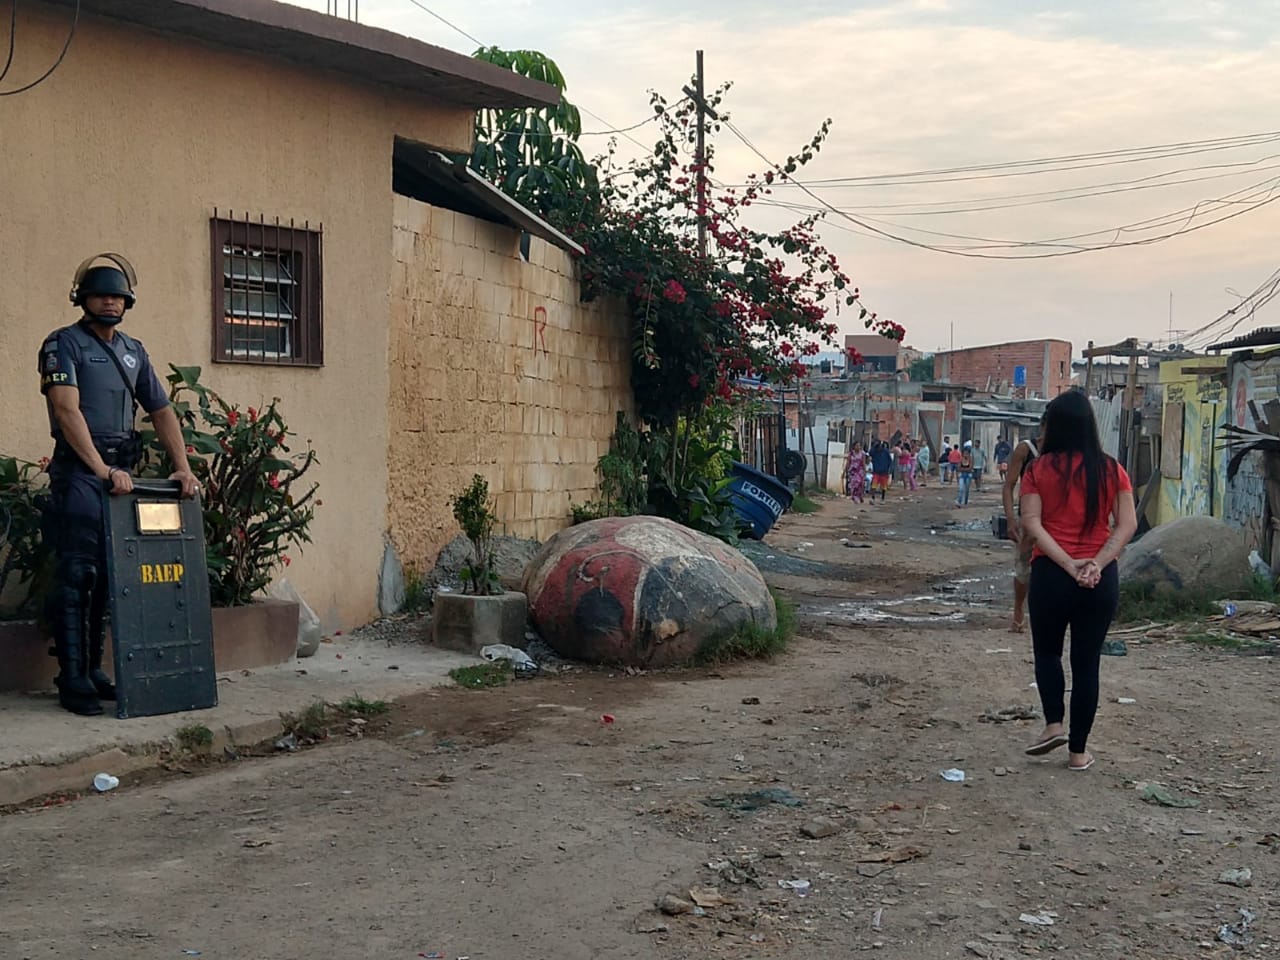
[139, 365, 318, 607]
[555, 82, 904, 535]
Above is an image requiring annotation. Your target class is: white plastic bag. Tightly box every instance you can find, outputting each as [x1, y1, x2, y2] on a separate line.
[480, 643, 538, 675]
[268, 578, 322, 658]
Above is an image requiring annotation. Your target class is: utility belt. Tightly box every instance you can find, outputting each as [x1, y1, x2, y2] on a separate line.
[53, 431, 143, 471]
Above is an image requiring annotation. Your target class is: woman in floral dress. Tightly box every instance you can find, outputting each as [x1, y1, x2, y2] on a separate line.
[846, 441, 868, 503]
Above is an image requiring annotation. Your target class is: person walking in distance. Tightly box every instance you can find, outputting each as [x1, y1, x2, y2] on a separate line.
[915, 441, 931, 487]
[1002, 416, 1045, 633]
[39, 254, 200, 716]
[954, 441, 974, 507]
[995, 436, 1013, 482]
[869, 440, 893, 502]
[845, 440, 868, 504]
[897, 440, 917, 492]
[971, 438, 987, 493]
[1020, 391, 1138, 771]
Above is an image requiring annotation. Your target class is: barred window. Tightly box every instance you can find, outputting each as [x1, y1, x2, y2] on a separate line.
[211, 213, 323, 366]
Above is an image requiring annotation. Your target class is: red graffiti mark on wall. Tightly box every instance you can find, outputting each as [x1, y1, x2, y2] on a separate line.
[532, 306, 549, 356]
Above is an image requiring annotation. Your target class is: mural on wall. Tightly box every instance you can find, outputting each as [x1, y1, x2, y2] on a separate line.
[1160, 376, 1223, 521]
[1224, 359, 1272, 550]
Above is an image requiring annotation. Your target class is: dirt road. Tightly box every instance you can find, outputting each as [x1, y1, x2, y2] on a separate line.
[4, 480, 1278, 959]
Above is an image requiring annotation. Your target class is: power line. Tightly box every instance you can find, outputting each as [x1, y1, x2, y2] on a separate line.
[403, 0, 481, 45]
[580, 112, 661, 136]
[401, 0, 650, 149]
[740, 129, 1280, 187]
[0, 0, 78, 97]
[753, 173, 1280, 251]
[0, 1, 17, 86]
[791, 155, 1280, 217]
[722, 119, 1280, 260]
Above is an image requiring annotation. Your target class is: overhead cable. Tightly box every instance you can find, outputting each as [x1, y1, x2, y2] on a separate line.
[0, 0, 78, 97]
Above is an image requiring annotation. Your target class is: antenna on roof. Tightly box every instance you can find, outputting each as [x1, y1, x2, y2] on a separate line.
[325, 1, 359, 21]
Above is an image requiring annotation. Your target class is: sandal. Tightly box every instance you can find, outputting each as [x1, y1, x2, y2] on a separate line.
[1068, 753, 1095, 772]
[1025, 733, 1068, 756]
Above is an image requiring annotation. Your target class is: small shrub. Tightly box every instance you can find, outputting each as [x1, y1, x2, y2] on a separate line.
[789, 494, 819, 515]
[402, 565, 429, 612]
[175, 723, 214, 751]
[281, 700, 331, 742]
[450, 474, 500, 596]
[449, 661, 511, 689]
[696, 590, 796, 664]
[570, 501, 609, 525]
[0, 455, 54, 618]
[139, 365, 319, 608]
[338, 693, 390, 717]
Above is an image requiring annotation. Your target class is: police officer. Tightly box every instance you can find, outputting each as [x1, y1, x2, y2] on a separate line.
[39, 254, 199, 716]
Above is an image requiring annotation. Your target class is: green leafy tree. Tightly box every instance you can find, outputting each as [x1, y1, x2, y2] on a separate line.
[909, 355, 934, 382]
[469, 47, 599, 219]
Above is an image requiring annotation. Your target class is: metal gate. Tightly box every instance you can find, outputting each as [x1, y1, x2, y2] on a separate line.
[102, 480, 217, 719]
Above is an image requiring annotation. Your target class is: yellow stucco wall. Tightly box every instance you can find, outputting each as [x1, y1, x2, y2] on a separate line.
[1, 6, 474, 628]
[386, 195, 632, 574]
[1155, 357, 1228, 527]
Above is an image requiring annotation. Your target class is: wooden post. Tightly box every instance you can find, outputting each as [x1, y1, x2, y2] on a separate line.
[1121, 338, 1140, 475]
[1084, 340, 1094, 397]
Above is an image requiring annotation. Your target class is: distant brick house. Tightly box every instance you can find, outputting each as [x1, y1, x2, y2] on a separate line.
[933, 338, 1072, 398]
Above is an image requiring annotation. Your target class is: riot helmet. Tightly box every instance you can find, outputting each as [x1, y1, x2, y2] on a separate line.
[69, 253, 138, 325]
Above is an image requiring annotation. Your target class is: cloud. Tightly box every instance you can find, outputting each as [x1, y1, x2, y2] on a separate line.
[283, 0, 1280, 354]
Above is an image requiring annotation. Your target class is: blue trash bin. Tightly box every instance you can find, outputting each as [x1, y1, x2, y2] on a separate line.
[727, 462, 794, 539]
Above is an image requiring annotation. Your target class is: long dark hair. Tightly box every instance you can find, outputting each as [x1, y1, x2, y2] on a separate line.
[1038, 389, 1118, 529]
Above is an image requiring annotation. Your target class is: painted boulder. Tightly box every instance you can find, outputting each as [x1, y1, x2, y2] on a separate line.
[522, 516, 776, 668]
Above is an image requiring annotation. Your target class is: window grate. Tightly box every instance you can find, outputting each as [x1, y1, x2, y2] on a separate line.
[211, 211, 323, 366]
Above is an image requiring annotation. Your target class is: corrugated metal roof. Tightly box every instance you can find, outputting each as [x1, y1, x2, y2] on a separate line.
[1206, 326, 1280, 352]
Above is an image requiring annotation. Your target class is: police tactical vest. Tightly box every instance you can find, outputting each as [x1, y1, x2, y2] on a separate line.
[45, 322, 145, 439]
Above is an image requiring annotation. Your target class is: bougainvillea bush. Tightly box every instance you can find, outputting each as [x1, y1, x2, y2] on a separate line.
[557, 84, 903, 535]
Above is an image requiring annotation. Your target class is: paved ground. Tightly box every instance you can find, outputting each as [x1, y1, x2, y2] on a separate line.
[3, 478, 1278, 959]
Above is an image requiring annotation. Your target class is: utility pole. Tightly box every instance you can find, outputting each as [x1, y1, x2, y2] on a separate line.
[683, 51, 718, 260]
[1084, 340, 1094, 397]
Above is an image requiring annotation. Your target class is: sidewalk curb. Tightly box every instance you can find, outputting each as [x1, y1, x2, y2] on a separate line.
[0, 714, 294, 808]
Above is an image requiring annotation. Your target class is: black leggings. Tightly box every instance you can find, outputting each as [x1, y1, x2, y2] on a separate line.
[1027, 557, 1119, 754]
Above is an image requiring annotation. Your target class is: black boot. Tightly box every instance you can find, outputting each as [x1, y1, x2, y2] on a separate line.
[86, 577, 116, 701]
[52, 556, 103, 717]
[55, 638, 103, 717]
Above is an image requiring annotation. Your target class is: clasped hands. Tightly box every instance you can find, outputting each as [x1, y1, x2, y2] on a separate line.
[1067, 557, 1102, 588]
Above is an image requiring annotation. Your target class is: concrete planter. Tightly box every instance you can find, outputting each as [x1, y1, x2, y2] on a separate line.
[431, 590, 527, 655]
[0, 598, 300, 693]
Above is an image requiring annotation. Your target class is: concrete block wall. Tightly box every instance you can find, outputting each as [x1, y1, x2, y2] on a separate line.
[386, 195, 632, 574]
[934, 339, 1072, 398]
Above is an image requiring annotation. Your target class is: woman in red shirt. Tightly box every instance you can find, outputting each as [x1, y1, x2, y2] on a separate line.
[1019, 390, 1138, 771]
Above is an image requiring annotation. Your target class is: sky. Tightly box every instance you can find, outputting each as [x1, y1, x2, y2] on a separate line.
[291, 0, 1280, 361]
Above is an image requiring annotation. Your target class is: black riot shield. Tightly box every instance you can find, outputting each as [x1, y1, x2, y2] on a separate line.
[102, 480, 217, 719]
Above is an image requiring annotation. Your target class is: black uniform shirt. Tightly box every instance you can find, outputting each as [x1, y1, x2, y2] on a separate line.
[39, 320, 169, 440]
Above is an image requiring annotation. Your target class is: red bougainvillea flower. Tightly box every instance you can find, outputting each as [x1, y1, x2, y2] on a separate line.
[268, 473, 281, 490]
[780, 341, 794, 356]
[282, 555, 291, 567]
[185, 445, 195, 454]
[226, 409, 240, 428]
[248, 407, 258, 423]
[662, 280, 687, 304]
[688, 373, 701, 388]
